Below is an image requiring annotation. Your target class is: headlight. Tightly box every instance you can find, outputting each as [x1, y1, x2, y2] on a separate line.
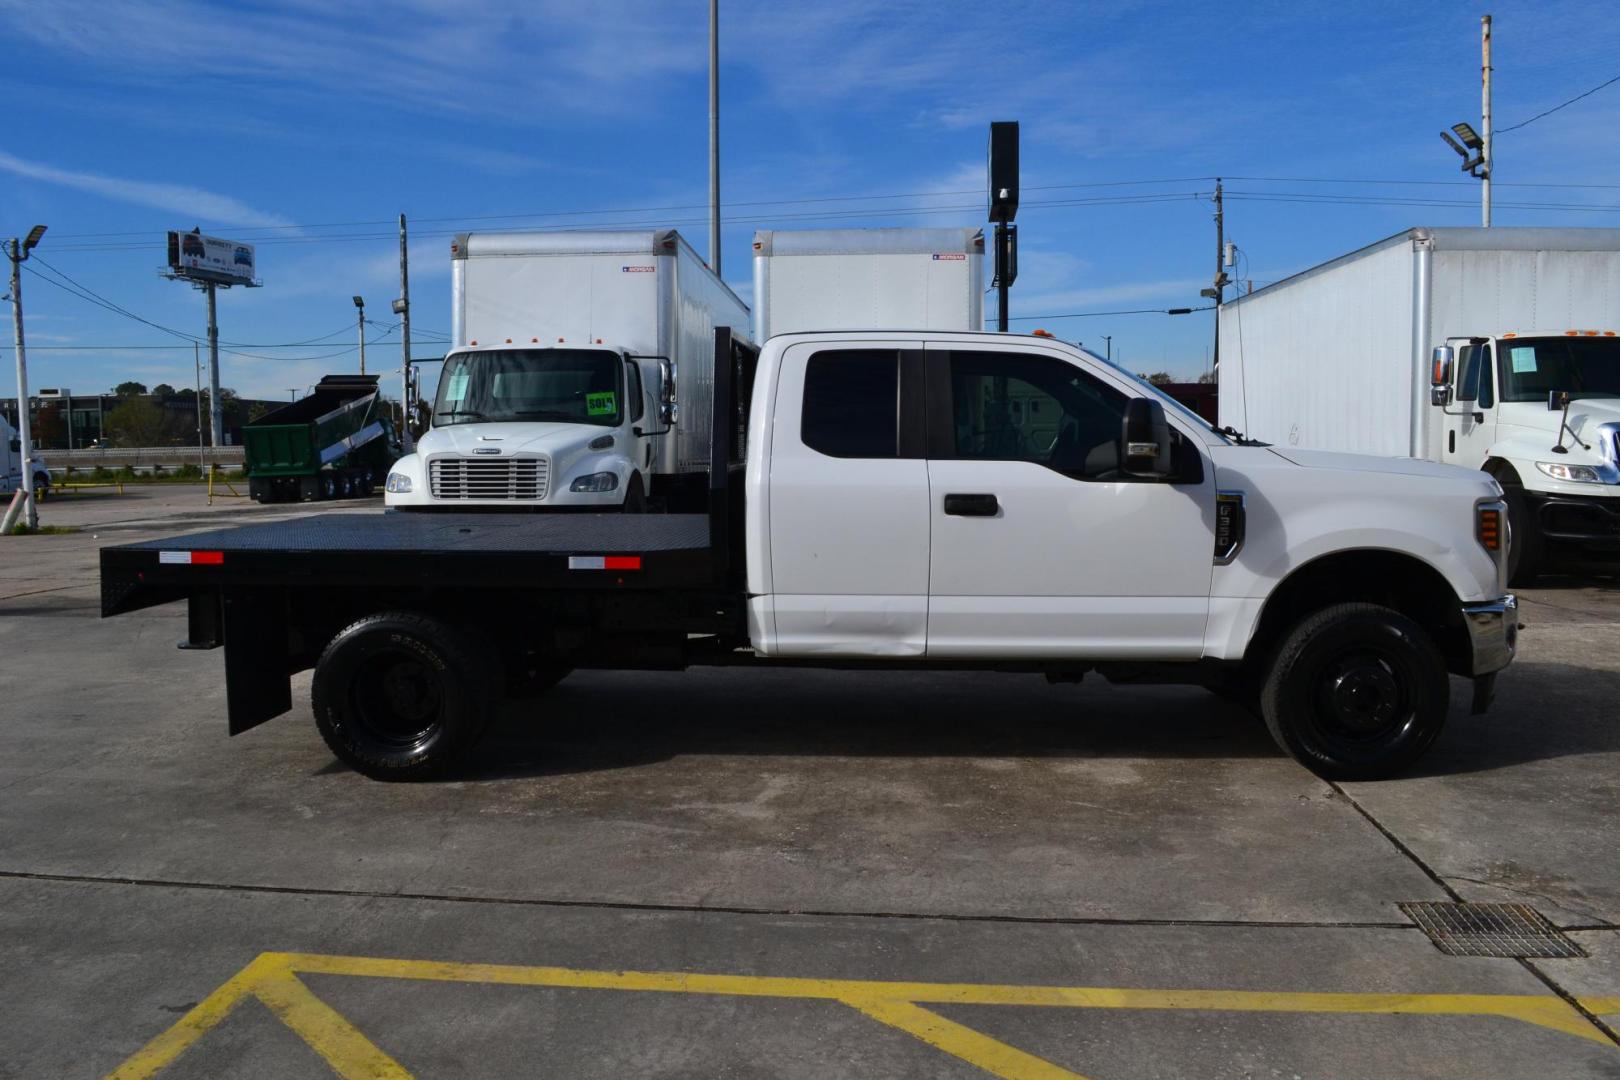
[570, 471, 619, 493]
[385, 472, 412, 493]
[1535, 461, 1603, 483]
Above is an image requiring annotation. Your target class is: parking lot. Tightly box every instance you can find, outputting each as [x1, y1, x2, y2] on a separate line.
[3, 485, 1619, 1078]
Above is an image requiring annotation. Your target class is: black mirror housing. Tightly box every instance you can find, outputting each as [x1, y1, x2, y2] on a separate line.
[1549, 390, 1570, 412]
[1122, 398, 1172, 478]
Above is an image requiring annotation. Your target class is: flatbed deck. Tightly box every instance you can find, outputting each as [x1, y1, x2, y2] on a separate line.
[101, 512, 717, 616]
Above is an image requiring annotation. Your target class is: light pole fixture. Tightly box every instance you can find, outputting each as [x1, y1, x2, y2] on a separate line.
[6, 223, 47, 530]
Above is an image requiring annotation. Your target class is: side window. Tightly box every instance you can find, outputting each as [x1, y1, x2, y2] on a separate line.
[801, 350, 898, 458]
[1457, 345, 1495, 408]
[947, 351, 1127, 479]
[625, 361, 644, 422]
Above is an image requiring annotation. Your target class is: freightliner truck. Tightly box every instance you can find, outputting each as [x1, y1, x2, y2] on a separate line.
[1219, 226, 1620, 583]
[385, 229, 749, 513]
[102, 329, 1517, 781]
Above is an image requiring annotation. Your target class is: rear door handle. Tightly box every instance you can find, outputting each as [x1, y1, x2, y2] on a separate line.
[943, 493, 999, 517]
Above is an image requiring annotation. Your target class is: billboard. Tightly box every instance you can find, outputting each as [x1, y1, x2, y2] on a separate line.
[167, 231, 256, 285]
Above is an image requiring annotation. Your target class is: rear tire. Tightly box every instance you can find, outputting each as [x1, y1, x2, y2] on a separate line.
[1260, 602, 1448, 780]
[311, 612, 493, 780]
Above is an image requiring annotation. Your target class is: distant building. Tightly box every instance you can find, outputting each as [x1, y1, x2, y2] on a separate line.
[0, 390, 282, 449]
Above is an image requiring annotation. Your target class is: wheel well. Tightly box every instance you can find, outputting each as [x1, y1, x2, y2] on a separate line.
[1248, 550, 1469, 676]
[1484, 457, 1520, 487]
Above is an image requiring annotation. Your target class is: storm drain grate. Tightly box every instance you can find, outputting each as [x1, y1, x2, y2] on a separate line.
[1400, 902, 1586, 959]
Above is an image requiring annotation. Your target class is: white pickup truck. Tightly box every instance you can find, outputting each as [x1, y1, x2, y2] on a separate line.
[102, 329, 1517, 782]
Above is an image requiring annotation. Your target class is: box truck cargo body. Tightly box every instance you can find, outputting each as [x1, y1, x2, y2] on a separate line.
[752, 228, 984, 339]
[387, 229, 749, 511]
[1219, 226, 1620, 580]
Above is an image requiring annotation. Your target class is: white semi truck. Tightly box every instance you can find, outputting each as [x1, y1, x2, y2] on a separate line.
[1, 413, 51, 501]
[385, 229, 749, 512]
[752, 228, 984, 338]
[1218, 226, 1620, 582]
[105, 328, 1516, 782]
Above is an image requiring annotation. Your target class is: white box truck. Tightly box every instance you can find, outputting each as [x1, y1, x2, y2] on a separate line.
[1219, 226, 1620, 582]
[752, 228, 984, 338]
[386, 229, 750, 512]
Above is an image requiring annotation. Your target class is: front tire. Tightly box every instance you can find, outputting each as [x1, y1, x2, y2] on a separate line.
[1502, 483, 1544, 586]
[1260, 603, 1448, 780]
[311, 612, 493, 780]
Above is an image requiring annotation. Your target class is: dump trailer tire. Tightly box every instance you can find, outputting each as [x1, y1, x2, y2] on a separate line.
[1260, 602, 1448, 781]
[312, 612, 493, 780]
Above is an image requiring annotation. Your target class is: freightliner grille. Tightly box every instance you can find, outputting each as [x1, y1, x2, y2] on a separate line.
[430, 457, 549, 500]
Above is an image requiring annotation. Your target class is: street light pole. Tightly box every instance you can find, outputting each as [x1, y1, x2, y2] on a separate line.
[396, 214, 413, 453]
[708, 0, 721, 274]
[1103, 335, 1112, 362]
[7, 225, 46, 529]
[1481, 14, 1493, 227]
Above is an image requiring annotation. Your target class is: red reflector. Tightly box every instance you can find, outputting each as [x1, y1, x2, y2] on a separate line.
[603, 556, 641, 571]
[192, 550, 225, 565]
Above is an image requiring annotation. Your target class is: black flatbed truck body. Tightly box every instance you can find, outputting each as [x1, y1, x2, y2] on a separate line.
[99, 330, 758, 741]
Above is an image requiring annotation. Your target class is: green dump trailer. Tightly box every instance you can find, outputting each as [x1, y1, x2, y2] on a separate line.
[243, 375, 400, 503]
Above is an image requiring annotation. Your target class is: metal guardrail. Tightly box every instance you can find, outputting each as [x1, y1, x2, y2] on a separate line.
[42, 447, 245, 473]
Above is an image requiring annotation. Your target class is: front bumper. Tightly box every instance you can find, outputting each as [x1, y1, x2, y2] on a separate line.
[1462, 594, 1518, 676]
[1527, 490, 1620, 552]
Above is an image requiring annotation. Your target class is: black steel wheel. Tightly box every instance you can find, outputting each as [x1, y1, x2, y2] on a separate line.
[311, 612, 493, 780]
[1260, 602, 1448, 780]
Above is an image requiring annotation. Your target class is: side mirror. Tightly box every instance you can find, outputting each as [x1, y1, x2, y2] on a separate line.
[7, 439, 18, 453]
[659, 359, 678, 425]
[1430, 345, 1454, 407]
[1122, 398, 1172, 478]
[1549, 390, 1570, 412]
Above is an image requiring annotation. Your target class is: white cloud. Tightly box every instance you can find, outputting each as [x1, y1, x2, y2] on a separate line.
[0, 150, 291, 227]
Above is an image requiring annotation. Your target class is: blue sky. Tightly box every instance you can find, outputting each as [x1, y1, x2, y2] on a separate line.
[3, 0, 1619, 402]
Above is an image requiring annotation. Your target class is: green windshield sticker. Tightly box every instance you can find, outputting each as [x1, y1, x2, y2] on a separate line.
[1509, 346, 1538, 373]
[586, 391, 617, 416]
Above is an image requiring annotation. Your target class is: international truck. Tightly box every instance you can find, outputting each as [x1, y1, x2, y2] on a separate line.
[1218, 226, 1620, 583]
[384, 229, 749, 513]
[243, 375, 399, 502]
[1, 413, 50, 501]
[103, 328, 1517, 783]
[752, 228, 984, 338]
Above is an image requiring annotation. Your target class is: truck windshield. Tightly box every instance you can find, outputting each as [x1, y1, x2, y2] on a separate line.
[1498, 337, 1620, 402]
[434, 349, 622, 427]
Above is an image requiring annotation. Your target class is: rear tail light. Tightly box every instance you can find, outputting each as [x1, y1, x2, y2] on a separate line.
[1478, 507, 1503, 552]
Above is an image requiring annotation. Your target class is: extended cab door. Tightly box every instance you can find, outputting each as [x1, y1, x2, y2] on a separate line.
[765, 341, 931, 656]
[924, 342, 1217, 658]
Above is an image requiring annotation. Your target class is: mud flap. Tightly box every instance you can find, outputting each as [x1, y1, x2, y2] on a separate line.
[1469, 672, 1497, 716]
[223, 588, 292, 734]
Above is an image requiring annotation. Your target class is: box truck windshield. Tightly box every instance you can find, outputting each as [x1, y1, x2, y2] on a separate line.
[1498, 337, 1620, 402]
[435, 349, 622, 427]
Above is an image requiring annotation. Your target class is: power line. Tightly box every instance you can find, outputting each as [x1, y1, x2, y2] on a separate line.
[1497, 72, 1620, 134]
[1008, 306, 1214, 322]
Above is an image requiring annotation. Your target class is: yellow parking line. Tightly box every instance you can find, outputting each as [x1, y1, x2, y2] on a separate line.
[252, 967, 411, 1080]
[844, 994, 1087, 1080]
[107, 951, 1620, 1080]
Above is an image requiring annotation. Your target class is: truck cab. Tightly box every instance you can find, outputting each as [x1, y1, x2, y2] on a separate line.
[385, 344, 670, 510]
[1, 415, 50, 500]
[1431, 330, 1620, 580]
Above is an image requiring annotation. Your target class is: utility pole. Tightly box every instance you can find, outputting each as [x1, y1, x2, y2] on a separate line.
[193, 342, 204, 475]
[1203, 179, 1228, 372]
[708, 0, 721, 274]
[7, 226, 46, 529]
[354, 295, 367, 376]
[1481, 14, 1492, 227]
[205, 282, 222, 446]
[396, 214, 414, 453]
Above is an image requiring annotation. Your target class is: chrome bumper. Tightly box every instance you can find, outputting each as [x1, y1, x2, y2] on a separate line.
[1462, 595, 1518, 676]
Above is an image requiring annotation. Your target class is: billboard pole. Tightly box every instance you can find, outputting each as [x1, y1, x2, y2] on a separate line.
[206, 282, 222, 447]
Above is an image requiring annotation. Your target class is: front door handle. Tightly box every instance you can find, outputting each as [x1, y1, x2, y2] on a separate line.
[944, 493, 999, 517]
